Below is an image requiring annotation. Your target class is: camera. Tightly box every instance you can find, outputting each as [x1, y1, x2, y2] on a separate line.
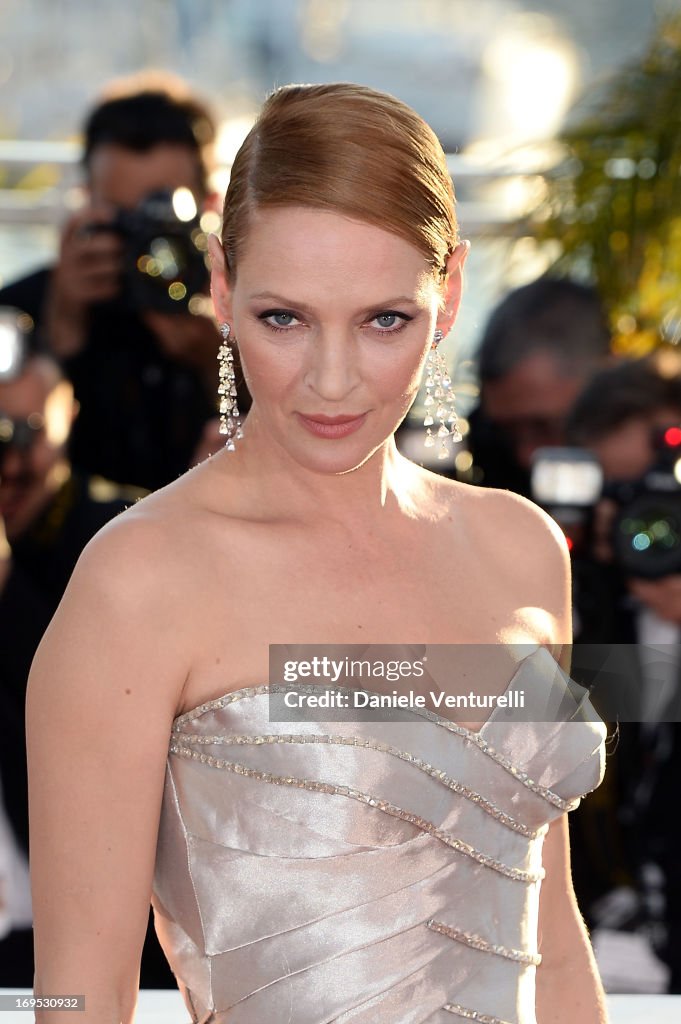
[604, 426, 681, 579]
[531, 430, 681, 579]
[0, 306, 33, 382]
[0, 307, 43, 475]
[88, 189, 210, 314]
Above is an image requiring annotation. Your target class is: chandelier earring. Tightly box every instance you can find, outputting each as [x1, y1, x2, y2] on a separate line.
[423, 328, 462, 460]
[217, 323, 243, 450]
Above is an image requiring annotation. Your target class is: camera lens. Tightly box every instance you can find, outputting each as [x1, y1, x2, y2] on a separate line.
[132, 228, 206, 310]
[612, 493, 681, 579]
[136, 235, 191, 300]
[123, 190, 209, 313]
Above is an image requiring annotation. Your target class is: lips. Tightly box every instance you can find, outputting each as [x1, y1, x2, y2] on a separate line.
[303, 414, 364, 424]
[296, 412, 367, 439]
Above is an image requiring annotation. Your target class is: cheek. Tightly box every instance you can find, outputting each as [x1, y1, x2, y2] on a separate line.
[237, 341, 298, 398]
[377, 345, 428, 397]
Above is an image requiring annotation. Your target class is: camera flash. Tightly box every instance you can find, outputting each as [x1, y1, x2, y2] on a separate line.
[172, 187, 198, 223]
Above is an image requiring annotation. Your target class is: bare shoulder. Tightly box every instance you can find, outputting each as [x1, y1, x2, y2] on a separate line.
[473, 484, 569, 562]
[60, 482, 186, 606]
[432, 474, 567, 560]
[427, 474, 572, 651]
[30, 473, 208, 713]
[67, 455, 266, 639]
[481, 486, 572, 650]
[71, 470, 204, 603]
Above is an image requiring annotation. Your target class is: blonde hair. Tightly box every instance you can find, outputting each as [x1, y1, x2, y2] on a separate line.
[221, 83, 458, 280]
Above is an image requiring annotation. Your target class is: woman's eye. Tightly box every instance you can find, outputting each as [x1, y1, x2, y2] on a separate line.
[259, 310, 300, 329]
[370, 312, 411, 332]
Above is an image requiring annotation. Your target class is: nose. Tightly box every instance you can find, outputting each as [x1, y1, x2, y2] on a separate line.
[303, 328, 361, 403]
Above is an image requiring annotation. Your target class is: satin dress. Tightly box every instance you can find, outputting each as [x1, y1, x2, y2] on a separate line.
[151, 645, 606, 1024]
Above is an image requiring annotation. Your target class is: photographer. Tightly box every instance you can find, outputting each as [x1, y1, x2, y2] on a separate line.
[564, 349, 681, 992]
[0, 74, 223, 492]
[0, 309, 171, 985]
[468, 276, 612, 495]
[568, 350, 681, 658]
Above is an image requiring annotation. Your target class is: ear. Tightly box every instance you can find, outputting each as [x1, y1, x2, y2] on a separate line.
[208, 234, 233, 326]
[436, 240, 470, 336]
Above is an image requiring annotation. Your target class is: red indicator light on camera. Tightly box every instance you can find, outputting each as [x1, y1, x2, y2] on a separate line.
[559, 528, 574, 552]
[663, 426, 681, 447]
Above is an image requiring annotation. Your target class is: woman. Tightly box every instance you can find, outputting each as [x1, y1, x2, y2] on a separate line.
[26, 83, 608, 1024]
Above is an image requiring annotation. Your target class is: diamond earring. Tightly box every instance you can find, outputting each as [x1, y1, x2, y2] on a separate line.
[423, 328, 462, 460]
[217, 323, 243, 450]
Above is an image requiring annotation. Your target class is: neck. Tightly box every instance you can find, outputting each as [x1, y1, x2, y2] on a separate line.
[214, 410, 427, 530]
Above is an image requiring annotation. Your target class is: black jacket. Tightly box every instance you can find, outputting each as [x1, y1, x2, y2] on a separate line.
[0, 268, 214, 491]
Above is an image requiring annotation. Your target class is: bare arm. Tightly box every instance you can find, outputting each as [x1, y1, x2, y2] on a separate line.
[491, 490, 608, 1022]
[536, 815, 608, 1024]
[26, 515, 190, 1023]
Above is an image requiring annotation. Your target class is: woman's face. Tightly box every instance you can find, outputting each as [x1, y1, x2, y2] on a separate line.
[211, 206, 462, 475]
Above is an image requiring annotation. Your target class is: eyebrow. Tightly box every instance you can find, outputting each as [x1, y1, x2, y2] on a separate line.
[248, 292, 424, 313]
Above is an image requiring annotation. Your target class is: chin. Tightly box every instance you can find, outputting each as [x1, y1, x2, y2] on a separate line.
[290, 437, 384, 476]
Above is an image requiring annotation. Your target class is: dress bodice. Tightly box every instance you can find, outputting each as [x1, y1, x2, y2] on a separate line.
[151, 646, 606, 1024]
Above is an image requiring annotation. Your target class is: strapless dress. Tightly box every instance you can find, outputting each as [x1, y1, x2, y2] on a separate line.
[151, 646, 606, 1024]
